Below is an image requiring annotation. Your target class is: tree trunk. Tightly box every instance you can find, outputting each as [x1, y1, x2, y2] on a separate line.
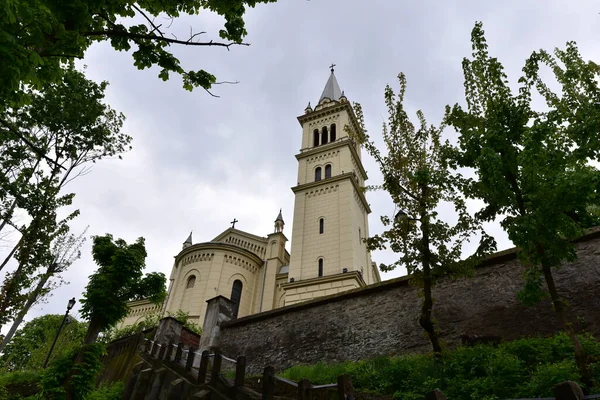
[540, 258, 590, 383]
[0, 261, 27, 330]
[0, 237, 21, 273]
[418, 187, 442, 356]
[83, 318, 103, 345]
[0, 197, 18, 234]
[64, 319, 103, 400]
[0, 271, 52, 353]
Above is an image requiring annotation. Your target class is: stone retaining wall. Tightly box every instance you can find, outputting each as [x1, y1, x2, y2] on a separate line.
[218, 230, 600, 373]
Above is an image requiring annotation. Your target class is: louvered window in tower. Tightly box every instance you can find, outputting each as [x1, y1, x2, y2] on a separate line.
[330, 124, 336, 142]
[231, 280, 243, 319]
[321, 126, 328, 144]
[325, 164, 332, 179]
[313, 129, 320, 147]
[315, 167, 322, 181]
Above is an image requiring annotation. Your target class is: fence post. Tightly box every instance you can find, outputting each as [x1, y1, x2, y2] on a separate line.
[337, 374, 354, 400]
[262, 366, 275, 400]
[425, 389, 447, 400]
[553, 381, 584, 400]
[174, 342, 183, 364]
[298, 378, 312, 400]
[165, 342, 175, 361]
[185, 347, 197, 372]
[235, 356, 246, 387]
[198, 350, 210, 384]
[157, 342, 166, 360]
[152, 342, 161, 358]
[210, 350, 222, 382]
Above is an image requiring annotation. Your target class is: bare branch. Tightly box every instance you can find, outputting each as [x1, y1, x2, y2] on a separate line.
[203, 87, 219, 98]
[0, 119, 66, 171]
[187, 31, 206, 43]
[132, 4, 166, 40]
[213, 81, 240, 85]
[83, 30, 248, 48]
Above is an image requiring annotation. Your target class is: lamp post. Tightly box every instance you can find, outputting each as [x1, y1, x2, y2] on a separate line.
[43, 297, 76, 368]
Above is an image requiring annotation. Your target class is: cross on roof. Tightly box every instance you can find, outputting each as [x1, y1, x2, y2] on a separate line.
[230, 218, 238, 229]
[329, 63, 336, 73]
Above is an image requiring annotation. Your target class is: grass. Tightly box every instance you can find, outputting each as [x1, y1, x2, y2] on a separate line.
[279, 332, 600, 400]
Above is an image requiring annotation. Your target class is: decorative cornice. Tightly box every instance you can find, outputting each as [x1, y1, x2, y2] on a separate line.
[174, 242, 264, 267]
[291, 172, 371, 213]
[281, 270, 365, 290]
[295, 137, 368, 180]
[298, 101, 350, 124]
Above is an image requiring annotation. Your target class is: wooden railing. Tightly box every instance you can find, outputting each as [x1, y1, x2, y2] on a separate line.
[261, 365, 353, 400]
[136, 338, 354, 400]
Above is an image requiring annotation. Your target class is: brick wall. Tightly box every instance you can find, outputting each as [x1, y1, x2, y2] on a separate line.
[218, 230, 600, 374]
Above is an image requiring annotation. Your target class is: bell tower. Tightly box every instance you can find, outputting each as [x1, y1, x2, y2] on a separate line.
[283, 68, 379, 306]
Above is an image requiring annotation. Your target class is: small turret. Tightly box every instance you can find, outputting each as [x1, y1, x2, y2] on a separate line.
[183, 232, 192, 249]
[274, 209, 285, 233]
[339, 90, 347, 103]
[305, 102, 312, 114]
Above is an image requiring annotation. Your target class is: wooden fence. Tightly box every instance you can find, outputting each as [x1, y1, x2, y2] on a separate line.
[122, 338, 355, 400]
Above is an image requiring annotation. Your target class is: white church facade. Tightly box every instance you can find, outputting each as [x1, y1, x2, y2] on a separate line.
[118, 70, 381, 329]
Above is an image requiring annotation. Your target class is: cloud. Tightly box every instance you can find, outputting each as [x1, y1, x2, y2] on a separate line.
[2, 0, 598, 324]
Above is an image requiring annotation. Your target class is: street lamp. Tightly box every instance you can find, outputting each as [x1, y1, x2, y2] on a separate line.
[43, 297, 76, 368]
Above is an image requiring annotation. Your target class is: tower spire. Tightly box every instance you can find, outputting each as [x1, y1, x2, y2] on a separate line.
[318, 66, 342, 103]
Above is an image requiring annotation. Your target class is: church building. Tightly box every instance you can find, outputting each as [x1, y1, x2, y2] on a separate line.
[118, 69, 381, 329]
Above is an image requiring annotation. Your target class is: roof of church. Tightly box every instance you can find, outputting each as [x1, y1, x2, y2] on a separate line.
[183, 231, 192, 245]
[319, 71, 342, 103]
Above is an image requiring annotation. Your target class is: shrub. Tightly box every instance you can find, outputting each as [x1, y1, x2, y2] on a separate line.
[0, 371, 40, 399]
[37, 343, 105, 399]
[278, 333, 599, 399]
[526, 360, 581, 397]
[86, 382, 124, 400]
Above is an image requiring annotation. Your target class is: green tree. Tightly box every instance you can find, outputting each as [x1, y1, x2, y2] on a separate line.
[445, 22, 600, 378]
[0, 229, 88, 354]
[0, 314, 87, 372]
[80, 234, 166, 345]
[348, 74, 495, 355]
[0, 67, 130, 332]
[1, 0, 277, 110]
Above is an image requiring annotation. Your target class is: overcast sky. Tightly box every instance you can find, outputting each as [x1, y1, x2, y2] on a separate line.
[3, 0, 600, 323]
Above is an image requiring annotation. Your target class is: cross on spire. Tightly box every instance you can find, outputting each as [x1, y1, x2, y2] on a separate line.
[329, 63, 336, 73]
[230, 218, 238, 229]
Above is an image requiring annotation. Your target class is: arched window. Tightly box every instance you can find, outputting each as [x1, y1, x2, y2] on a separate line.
[231, 280, 243, 319]
[325, 164, 332, 179]
[319, 218, 324, 234]
[315, 167, 322, 181]
[330, 124, 336, 142]
[321, 126, 328, 145]
[186, 275, 196, 289]
[318, 259, 324, 277]
[313, 129, 319, 147]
